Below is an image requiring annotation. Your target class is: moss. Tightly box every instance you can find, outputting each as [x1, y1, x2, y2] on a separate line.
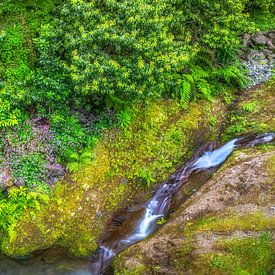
[184, 212, 275, 235]
[114, 263, 148, 275]
[222, 78, 275, 142]
[197, 232, 274, 275]
[175, 237, 196, 271]
[1, 97, 225, 257]
[265, 154, 275, 179]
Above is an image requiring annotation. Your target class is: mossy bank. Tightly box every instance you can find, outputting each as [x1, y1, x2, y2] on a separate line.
[1, 97, 226, 257]
[113, 80, 275, 274]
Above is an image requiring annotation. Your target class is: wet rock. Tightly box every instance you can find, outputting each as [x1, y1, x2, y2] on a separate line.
[114, 148, 275, 274]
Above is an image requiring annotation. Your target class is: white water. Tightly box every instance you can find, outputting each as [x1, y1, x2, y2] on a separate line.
[129, 138, 238, 240]
[192, 139, 237, 169]
[91, 132, 274, 274]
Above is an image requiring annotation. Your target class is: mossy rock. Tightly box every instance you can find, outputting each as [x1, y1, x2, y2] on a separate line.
[1, 98, 226, 257]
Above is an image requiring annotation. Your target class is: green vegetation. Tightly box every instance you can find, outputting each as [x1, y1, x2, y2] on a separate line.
[0, 0, 274, 268]
[184, 211, 275, 234]
[1, 0, 273, 187]
[1, 98, 222, 256]
[208, 233, 274, 274]
[223, 76, 275, 140]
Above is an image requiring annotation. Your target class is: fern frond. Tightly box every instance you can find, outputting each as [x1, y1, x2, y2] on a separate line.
[181, 77, 192, 108]
[193, 47, 215, 68]
[196, 79, 212, 101]
[191, 65, 209, 80]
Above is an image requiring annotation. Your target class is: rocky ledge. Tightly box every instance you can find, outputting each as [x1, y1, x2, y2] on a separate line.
[113, 80, 275, 274]
[242, 31, 275, 87]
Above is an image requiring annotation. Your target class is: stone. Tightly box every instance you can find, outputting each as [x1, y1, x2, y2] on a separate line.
[252, 33, 268, 46]
[47, 163, 67, 184]
[267, 31, 275, 44]
[243, 33, 253, 47]
[267, 40, 275, 51]
[0, 168, 13, 190]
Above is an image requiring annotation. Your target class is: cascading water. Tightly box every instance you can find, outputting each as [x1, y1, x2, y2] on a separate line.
[1, 133, 273, 275]
[90, 132, 274, 274]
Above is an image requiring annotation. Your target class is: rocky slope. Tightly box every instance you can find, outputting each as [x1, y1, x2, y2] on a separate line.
[114, 147, 275, 274]
[0, 98, 226, 257]
[0, 31, 274, 273]
[113, 81, 275, 274]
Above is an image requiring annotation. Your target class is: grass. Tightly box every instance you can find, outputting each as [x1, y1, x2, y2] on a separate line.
[207, 232, 274, 274]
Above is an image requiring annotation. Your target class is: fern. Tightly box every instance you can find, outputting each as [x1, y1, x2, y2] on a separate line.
[191, 65, 210, 80]
[193, 47, 215, 68]
[181, 77, 192, 108]
[196, 79, 213, 101]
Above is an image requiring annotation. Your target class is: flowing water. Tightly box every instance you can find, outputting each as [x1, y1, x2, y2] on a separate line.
[0, 133, 274, 275]
[90, 132, 275, 274]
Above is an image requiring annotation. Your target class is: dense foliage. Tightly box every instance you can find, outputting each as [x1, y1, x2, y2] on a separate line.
[0, 0, 274, 124]
[34, 0, 253, 111]
[0, 0, 274, 233]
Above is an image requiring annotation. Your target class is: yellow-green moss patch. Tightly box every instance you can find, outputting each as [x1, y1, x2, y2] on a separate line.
[1, 98, 225, 257]
[184, 211, 275, 235]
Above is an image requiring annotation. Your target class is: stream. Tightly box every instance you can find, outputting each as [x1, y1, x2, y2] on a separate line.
[0, 132, 274, 275]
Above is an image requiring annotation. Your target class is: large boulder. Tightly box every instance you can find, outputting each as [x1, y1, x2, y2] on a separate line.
[113, 147, 275, 274]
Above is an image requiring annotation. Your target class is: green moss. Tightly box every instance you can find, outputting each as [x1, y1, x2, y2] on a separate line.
[206, 232, 274, 274]
[1, 98, 224, 257]
[184, 212, 275, 235]
[222, 78, 275, 141]
[114, 263, 148, 275]
[265, 154, 275, 179]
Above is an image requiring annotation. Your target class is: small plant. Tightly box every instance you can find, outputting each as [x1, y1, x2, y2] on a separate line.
[66, 150, 94, 172]
[156, 217, 166, 225]
[137, 168, 156, 187]
[210, 117, 217, 126]
[242, 100, 258, 112]
[209, 255, 222, 268]
[117, 111, 132, 129]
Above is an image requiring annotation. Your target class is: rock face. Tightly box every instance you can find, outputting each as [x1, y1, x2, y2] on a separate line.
[113, 81, 275, 275]
[114, 148, 275, 274]
[241, 31, 275, 88]
[246, 31, 275, 49]
[251, 32, 269, 46]
[0, 168, 13, 190]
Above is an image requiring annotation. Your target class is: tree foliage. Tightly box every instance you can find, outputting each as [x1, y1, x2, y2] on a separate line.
[33, 0, 264, 113]
[0, 0, 273, 124]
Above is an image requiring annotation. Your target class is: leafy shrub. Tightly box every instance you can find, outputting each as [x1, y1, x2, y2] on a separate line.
[0, 187, 50, 240]
[34, 0, 254, 113]
[246, 0, 275, 16]
[11, 152, 47, 187]
[34, 0, 189, 110]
